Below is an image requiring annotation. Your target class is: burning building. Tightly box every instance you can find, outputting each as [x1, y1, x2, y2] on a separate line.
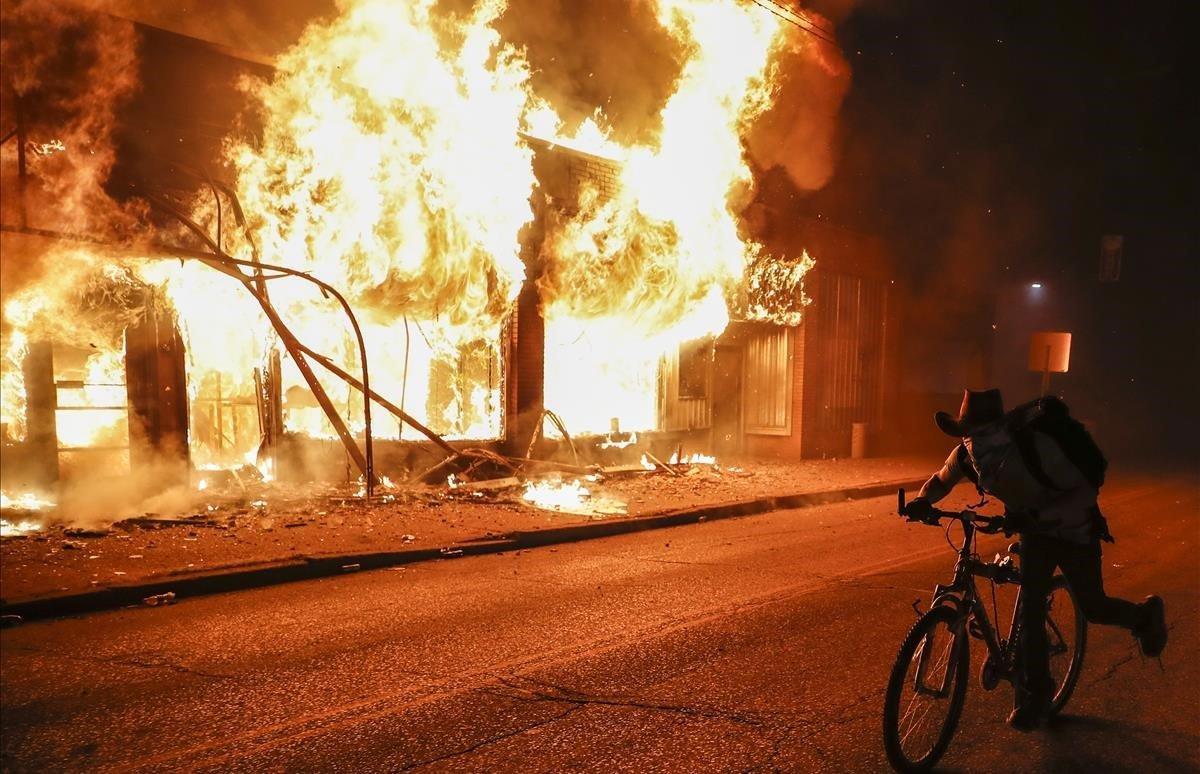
[1, 0, 890, 521]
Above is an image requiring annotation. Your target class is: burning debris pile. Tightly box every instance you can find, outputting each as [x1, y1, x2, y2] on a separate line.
[1, 0, 848, 532]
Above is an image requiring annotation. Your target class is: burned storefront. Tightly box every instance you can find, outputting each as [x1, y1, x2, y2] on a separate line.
[1, 2, 878, 527]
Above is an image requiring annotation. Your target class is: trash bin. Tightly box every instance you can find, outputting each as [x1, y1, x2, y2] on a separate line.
[851, 422, 869, 459]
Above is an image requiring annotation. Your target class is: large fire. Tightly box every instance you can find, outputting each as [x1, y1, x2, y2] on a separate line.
[539, 0, 785, 434]
[1, 0, 830, 500]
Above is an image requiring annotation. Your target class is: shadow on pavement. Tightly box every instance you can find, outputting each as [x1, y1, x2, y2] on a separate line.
[1042, 714, 1196, 773]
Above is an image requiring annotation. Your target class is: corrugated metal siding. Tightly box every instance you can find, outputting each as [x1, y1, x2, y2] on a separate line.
[659, 348, 711, 431]
[743, 326, 793, 435]
[802, 270, 888, 456]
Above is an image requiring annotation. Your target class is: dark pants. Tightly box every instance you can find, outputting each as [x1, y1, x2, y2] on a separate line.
[1018, 533, 1145, 702]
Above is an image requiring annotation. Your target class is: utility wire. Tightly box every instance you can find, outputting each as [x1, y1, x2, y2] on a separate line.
[747, 0, 838, 47]
[762, 0, 837, 46]
[760, 0, 836, 39]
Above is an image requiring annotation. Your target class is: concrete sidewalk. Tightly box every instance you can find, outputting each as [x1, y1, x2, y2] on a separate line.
[0, 456, 934, 622]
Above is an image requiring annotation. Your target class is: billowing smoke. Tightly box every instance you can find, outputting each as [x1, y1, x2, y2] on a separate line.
[0, 0, 143, 240]
[495, 0, 683, 146]
[93, 0, 337, 57]
[497, 0, 851, 193]
[744, 23, 850, 191]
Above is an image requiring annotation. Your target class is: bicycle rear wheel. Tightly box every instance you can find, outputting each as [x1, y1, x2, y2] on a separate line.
[883, 605, 969, 772]
[1046, 575, 1087, 714]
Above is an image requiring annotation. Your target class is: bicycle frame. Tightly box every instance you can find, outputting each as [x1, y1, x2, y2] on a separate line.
[887, 490, 1086, 773]
[914, 516, 1025, 690]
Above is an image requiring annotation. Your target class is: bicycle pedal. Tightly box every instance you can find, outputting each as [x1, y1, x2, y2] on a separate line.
[968, 619, 986, 639]
[979, 658, 1002, 691]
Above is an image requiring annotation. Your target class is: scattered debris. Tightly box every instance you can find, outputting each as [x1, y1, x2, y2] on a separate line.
[62, 540, 86, 550]
[142, 592, 176, 607]
[63, 526, 110, 538]
[0, 614, 23, 627]
[449, 476, 522, 493]
[341, 563, 361, 572]
[118, 515, 222, 530]
[641, 451, 680, 477]
[195, 468, 242, 492]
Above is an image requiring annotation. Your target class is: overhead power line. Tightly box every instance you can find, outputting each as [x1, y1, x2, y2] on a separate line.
[747, 0, 838, 47]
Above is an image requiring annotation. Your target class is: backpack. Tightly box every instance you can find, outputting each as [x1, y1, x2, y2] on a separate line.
[957, 396, 1108, 492]
[957, 396, 1111, 541]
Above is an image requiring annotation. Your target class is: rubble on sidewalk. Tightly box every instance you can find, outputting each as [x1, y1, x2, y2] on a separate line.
[1, 456, 936, 606]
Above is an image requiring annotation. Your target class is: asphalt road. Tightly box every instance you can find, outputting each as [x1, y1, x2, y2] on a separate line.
[2, 472, 1197, 772]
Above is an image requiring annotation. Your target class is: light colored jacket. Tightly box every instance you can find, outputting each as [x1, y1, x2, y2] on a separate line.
[918, 429, 1099, 544]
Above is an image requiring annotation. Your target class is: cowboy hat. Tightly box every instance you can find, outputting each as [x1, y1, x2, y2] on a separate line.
[935, 388, 1005, 437]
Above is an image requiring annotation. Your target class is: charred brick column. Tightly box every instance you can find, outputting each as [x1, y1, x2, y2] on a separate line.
[507, 225, 546, 455]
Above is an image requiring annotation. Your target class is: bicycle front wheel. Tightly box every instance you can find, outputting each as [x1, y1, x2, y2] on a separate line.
[883, 605, 970, 772]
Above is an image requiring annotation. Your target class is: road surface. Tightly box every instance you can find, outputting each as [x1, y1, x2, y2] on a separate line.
[3, 472, 1197, 772]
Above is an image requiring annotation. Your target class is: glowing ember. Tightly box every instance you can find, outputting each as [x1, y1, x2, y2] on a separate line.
[0, 491, 55, 511]
[29, 139, 66, 157]
[0, 492, 54, 537]
[600, 432, 639, 450]
[354, 474, 398, 497]
[0, 519, 45, 538]
[521, 478, 626, 516]
[522, 479, 590, 510]
[670, 452, 717, 465]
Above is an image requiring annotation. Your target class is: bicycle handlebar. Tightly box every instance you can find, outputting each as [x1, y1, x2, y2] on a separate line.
[897, 488, 1007, 534]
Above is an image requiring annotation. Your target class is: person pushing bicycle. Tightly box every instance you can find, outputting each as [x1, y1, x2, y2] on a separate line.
[905, 388, 1167, 731]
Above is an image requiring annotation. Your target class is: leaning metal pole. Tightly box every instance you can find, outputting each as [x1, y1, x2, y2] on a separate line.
[294, 344, 458, 457]
[0, 222, 464, 473]
[141, 195, 377, 493]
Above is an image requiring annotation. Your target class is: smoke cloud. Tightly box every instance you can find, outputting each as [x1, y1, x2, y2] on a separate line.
[744, 25, 850, 191]
[0, 0, 143, 239]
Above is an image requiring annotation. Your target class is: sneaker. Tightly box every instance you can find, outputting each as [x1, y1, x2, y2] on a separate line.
[1007, 690, 1051, 733]
[1136, 595, 1167, 657]
[1007, 703, 1049, 732]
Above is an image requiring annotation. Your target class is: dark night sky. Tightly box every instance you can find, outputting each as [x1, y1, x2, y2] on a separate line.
[803, 0, 1195, 279]
[786, 0, 1198, 455]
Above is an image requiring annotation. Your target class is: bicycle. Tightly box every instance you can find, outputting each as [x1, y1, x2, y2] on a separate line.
[882, 489, 1087, 772]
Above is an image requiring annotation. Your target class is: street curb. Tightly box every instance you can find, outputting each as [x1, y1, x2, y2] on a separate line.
[0, 476, 924, 624]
